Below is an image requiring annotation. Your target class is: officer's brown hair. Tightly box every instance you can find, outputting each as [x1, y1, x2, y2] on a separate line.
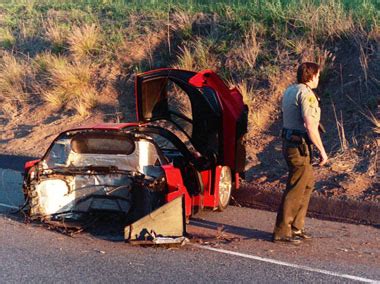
[297, 62, 320, 84]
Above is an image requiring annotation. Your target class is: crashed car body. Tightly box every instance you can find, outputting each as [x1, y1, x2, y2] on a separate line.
[23, 69, 248, 239]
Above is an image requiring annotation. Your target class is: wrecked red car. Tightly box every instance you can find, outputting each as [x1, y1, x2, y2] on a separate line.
[23, 69, 248, 241]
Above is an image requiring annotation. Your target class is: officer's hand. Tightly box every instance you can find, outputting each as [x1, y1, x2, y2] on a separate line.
[319, 152, 328, 166]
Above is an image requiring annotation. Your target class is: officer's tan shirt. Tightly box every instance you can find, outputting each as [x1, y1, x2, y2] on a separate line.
[282, 84, 321, 132]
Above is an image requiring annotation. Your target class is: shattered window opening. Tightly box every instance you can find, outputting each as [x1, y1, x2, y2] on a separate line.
[43, 134, 164, 176]
[71, 133, 135, 155]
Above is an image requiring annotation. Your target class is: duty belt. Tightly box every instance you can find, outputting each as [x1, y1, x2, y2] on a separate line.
[282, 128, 308, 143]
[282, 128, 312, 157]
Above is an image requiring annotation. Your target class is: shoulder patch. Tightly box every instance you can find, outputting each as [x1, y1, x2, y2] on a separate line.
[308, 96, 316, 104]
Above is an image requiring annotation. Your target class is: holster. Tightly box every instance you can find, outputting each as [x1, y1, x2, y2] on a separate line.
[298, 140, 307, 157]
[282, 128, 309, 157]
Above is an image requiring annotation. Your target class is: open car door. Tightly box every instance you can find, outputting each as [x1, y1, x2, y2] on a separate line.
[135, 68, 248, 176]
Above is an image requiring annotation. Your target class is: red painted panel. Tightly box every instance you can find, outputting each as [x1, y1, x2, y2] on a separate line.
[235, 172, 240, 189]
[24, 159, 40, 171]
[161, 165, 183, 192]
[161, 165, 192, 216]
[203, 165, 222, 208]
[189, 70, 245, 170]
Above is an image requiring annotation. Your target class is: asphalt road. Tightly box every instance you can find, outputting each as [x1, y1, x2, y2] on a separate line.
[0, 155, 379, 283]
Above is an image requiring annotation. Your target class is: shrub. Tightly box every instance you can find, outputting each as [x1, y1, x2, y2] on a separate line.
[0, 27, 15, 49]
[174, 38, 218, 71]
[229, 80, 255, 105]
[0, 52, 30, 118]
[40, 56, 98, 116]
[68, 24, 101, 60]
[43, 19, 69, 53]
[225, 24, 261, 74]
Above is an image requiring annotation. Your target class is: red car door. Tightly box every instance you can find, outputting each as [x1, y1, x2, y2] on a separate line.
[134, 68, 248, 175]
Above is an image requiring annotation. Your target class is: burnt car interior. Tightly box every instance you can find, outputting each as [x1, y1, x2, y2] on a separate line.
[26, 130, 168, 224]
[25, 124, 208, 224]
[130, 125, 207, 197]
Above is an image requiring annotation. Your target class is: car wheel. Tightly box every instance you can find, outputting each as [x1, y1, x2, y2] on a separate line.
[217, 166, 232, 211]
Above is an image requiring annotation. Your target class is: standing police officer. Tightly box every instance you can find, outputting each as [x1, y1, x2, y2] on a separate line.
[273, 62, 328, 244]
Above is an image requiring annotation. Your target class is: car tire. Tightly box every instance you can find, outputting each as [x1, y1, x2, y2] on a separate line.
[217, 166, 232, 211]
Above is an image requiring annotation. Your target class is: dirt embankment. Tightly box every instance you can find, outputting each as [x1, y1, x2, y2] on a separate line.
[243, 38, 379, 204]
[2, 38, 378, 206]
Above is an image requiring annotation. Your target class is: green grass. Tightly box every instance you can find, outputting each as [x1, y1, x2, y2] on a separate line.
[1, 0, 378, 25]
[1, 1, 376, 58]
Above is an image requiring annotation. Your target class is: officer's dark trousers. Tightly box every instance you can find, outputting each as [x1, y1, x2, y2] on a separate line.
[273, 142, 315, 239]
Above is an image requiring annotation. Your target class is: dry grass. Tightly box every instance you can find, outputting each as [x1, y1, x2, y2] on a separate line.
[191, 39, 213, 70]
[251, 65, 293, 133]
[68, 24, 101, 60]
[0, 52, 30, 118]
[251, 112, 266, 130]
[168, 9, 194, 55]
[34, 52, 67, 74]
[352, 102, 380, 135]
[0, 27, 15, 48]
[251, 103, 272, 131]
[19, 20, 38, 41]
[331, 98, 349, 151]
[225, 24, 261, 73]
[40, 56, 98, 116]
[144, 29, 167, 68]
[228, 79, 275, 131]
[227, 79, 274, 131]
[298, 44, 335, 81]
[240, 25, 261, 68]
[365, 111, 380, 135]
[43, 18, 69, 51]
[174, 38, 217, 71]
[228, 80, 255, 105]
[71, 87, 97, 117]
[358, 42, 369, 88]
[368, 26, 380, 42]
[284, 37, 309, 55]
[289, 1, 355, 39]
[170, 9, 193, 32]
[42, 87, 67, 109]
[175, 46, 194, 70]
[316, 49, 336, 76]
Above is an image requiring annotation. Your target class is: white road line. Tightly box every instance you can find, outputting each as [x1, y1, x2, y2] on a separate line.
[193, 244, 379, 283]
[0, 203, 19, 210]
